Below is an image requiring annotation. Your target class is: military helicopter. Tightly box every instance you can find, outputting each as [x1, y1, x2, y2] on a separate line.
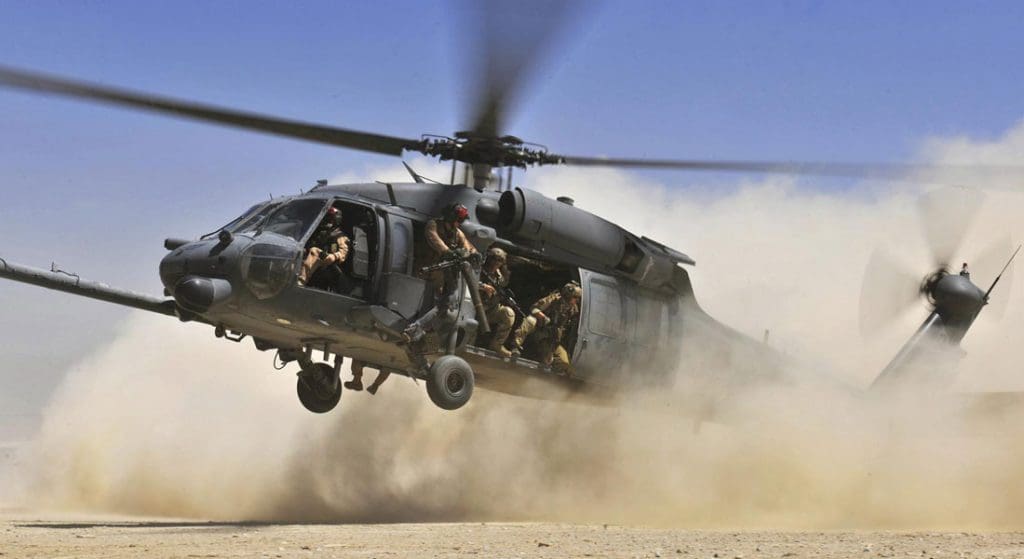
[1, 7, 1021, 414]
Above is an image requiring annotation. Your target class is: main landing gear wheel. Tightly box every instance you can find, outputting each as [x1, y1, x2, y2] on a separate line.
[426, 355, 475, 411]
[296, 362, 341, 413]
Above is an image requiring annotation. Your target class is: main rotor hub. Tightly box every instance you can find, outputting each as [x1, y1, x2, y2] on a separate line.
[414, 133, 564, 169]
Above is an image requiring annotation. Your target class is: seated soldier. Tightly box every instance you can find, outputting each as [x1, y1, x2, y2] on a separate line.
[512, 282, 582, 375]
[298, 206, 349, 286]
[479, 247, 516, 357]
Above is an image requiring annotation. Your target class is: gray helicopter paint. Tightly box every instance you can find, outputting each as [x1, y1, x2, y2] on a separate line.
[331, 182, 694, 291]
[871, 273, 987, 391]
[0, 181, 795, 412]
[5, 178, 996, 416]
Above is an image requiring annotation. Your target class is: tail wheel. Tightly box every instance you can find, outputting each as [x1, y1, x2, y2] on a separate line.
[426, 355, 475, 411]
[296, 362, 341, 413]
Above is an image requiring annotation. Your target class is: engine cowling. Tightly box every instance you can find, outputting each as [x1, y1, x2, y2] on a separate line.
[497, 187, 693, 291]
[499, 187, 626, 267]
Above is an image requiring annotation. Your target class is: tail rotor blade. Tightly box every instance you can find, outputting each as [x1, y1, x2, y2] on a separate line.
[859, 248, 924, 337]
[917, 186, 984, 269]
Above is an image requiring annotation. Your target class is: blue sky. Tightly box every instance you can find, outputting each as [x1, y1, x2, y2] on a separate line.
[1, 1, 1024, 432]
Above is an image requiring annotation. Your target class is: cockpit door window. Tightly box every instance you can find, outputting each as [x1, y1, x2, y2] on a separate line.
[385, 213, 414, 274]
[377, 212, 426, 319]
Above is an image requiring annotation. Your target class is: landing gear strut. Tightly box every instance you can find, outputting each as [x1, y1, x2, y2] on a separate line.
[296, 361, 342, 413]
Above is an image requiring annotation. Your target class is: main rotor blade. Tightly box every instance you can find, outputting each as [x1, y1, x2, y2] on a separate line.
[859, 248, 924, 337]
[462, 0, 585, 138]
[0, 65, 420, 156]
[917, 186, 984, 269]
[558, 155, 1024, 184]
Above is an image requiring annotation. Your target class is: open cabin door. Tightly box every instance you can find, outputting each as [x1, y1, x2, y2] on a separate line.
[573, 270, 633, 384]
[377, 212, 428, 320]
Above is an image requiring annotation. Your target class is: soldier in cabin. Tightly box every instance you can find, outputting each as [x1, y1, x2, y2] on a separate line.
[403, 203, 479, 343]
[297, 205, 349, 286]
[478, 247, 517, 357]
[512, 281, 582, 375]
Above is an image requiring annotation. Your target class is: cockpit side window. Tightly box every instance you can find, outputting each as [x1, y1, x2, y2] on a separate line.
[257, 199, 327, 241]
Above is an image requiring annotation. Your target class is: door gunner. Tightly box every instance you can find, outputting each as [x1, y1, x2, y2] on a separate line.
[403, 203, 479, 343]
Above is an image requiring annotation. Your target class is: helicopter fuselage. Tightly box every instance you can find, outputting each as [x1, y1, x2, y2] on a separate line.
[151, 181, 776, 405]
[0, 180, 787, 412]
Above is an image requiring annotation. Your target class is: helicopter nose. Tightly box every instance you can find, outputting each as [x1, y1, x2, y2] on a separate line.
[173, 275, 233, 313]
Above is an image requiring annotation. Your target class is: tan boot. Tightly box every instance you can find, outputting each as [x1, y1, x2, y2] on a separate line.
[494, 346, 513, 358]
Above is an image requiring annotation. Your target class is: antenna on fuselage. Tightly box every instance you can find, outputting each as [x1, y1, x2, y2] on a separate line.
[402, 161, 425, 184]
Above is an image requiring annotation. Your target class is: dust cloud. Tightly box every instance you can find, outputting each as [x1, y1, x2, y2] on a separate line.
[14, 123, 1024, 528]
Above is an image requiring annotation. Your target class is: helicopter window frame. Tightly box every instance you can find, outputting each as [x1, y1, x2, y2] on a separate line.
[255, 198, 329, 242]
[298, 198, 383, 299]
[587, 279, 625, 339]
[201, 201, 281, 239]
[384, 212, 414, 275]
[231, 201, 284, 235]
[204, 202, 262, 239]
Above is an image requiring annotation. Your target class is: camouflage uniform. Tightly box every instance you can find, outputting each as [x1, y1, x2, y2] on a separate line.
[513, 285, 581, 375]
[403, 215, 478, 346]
[299, 224, 349, 285]
[423, 218, 475, 298]
[480, 266, 515, 352]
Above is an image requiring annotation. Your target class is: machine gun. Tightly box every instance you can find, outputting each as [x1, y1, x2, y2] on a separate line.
[418, 248, 483, 273]
[480, 269, 526, 318]
[418, 249, 490, 334]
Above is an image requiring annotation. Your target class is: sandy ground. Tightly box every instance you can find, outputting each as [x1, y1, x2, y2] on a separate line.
[4, 513, 1024, 559]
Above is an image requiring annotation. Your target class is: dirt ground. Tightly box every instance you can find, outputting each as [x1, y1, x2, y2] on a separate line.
[4, 513, 1024, 559]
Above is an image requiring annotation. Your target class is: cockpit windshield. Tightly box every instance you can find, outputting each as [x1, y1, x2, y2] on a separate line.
[203, 201, 283, 239]
[257, 199, 327, 242]
[233, 201, 283, 234]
